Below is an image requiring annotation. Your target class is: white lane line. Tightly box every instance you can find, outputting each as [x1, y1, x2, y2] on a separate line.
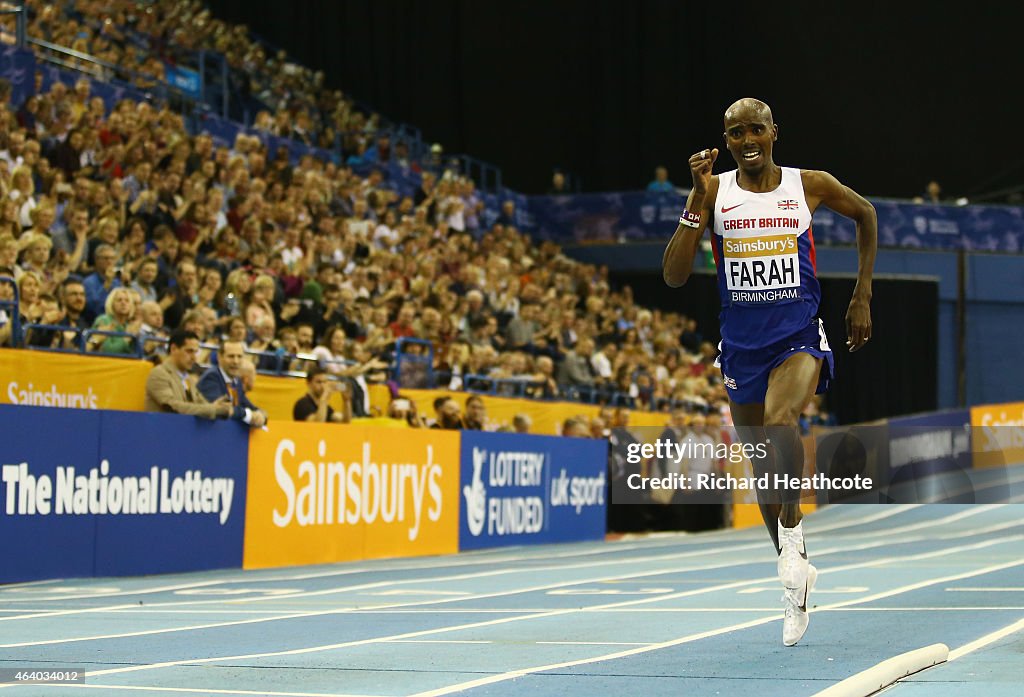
[812, 505, 924, 533]
[349, 606, 1024, 613]
[406, 555, 1024, 697]
[537, 641, 653, 646]
[0, 499, 974, 618]
[8, 604, 1024, 615]
[737, 586, 868, 595]
[2, 504, 1007, 625]
[4, 515, 1017, 647]
[32, 517, 1012, 620]
[4, 519, 1014, 649]
[0, 513, 850, 616]
[883, 615, 1024, 691]
[814, 559, 1024, 612]
[0, 534, 716, 604]
[0, 504, 926, 606]
[592, 606, 1024, 612]
[947, 615, 1024, 661]
[0, 537, 776, 623]
[0, 544, 792, 647]
[0, 603, 144, 621]
[0, 547, 645, 604]
[0, 579, 252, 604]
[365, 590, 470, 596]
[76, 533, 1024, 679]
[828, 504, 1004, 539]
[0, 608, 288, 614]
[14, 508, 920, 620]
[385, 639, 492, 644]
[945, 587, 1024, 592]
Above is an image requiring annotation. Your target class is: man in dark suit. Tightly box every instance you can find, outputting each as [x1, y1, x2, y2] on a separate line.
[145, 329, 233, 419]
[198, 338, 267, 428]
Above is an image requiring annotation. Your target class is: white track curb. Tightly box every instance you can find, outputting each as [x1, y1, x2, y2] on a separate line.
[811, 643, 949, 697]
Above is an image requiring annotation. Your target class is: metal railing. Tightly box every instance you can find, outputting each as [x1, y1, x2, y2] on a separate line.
[21, 322, 81, 351]
[5, 323, 698, 412]
[80, 328, 142, 356]
[0, 1, 26, 48]
[196, 50, 231, 122]
[463, 374, 540, 398]
[455, 155, 502, 193]
[27, 37, 202, 115]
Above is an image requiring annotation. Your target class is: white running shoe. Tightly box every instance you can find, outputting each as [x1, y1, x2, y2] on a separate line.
[777, 519, 809, 590]
[783, 563, 817, 646]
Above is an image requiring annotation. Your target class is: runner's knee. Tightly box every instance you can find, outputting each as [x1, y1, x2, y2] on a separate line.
[764, 406, 801, 428]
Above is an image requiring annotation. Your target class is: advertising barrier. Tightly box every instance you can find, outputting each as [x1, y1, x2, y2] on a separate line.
[4, 396, 1024, 582]
[811, 410, 980, 505]
[884, 409, 972, 481]
[0, 351, 150, 411]
[243, 424, 461, 568]
[526, 190, 1024, 253]
[0, 404, 248, 583]
[459, 431, 607, 550]
[247, 373, 328, 423]
[970, 402, 1024, 469]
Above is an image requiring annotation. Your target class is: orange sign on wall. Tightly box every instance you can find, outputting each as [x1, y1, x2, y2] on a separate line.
[0, 349, 150, 411]
[243, 423, 461, 569]
[970, 402, 1024, 469]
[249, 371, 676, 434]
[247, 373, 329, 423]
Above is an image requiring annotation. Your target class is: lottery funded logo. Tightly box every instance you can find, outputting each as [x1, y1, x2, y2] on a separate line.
[463, 447, 545, 538]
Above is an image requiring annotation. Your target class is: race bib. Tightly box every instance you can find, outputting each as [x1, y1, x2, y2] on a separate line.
[722, 234, 801, 304]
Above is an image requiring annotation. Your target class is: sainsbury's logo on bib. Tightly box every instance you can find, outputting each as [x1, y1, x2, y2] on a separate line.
[723, 236, 797, 257]
[723, 233, 802, 304]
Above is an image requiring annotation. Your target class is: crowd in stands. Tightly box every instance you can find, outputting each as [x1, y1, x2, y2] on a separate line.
[0, 0, 736, 432]
[9, 0, 404, 160]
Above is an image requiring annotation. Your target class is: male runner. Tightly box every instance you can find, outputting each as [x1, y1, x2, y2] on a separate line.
[662, 98, 876, 645]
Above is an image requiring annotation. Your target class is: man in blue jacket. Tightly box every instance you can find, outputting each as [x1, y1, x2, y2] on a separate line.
[198, 339, 267, 428]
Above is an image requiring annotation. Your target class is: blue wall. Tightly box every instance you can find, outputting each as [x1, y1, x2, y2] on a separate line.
[0, 405, 249, 583]
[564, 244, 1024, 410]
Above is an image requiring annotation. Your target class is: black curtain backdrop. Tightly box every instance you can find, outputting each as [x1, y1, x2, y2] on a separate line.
[207, 1, 1016, 198]
[614, 271, 938, 424]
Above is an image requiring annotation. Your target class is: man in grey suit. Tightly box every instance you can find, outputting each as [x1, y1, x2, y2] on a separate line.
[145, 329, 233, 419]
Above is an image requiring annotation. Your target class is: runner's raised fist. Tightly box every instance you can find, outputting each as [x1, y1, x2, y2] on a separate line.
[689, 148, 718, 194]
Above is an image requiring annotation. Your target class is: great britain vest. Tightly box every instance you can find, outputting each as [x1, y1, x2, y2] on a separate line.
[711, 167, 820, 350]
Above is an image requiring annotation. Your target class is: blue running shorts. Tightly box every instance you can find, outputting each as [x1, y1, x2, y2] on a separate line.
[715, 318, 834, 405]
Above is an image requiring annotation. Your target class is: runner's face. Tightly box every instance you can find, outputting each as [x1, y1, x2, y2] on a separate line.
[723, 109, 777, 173]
